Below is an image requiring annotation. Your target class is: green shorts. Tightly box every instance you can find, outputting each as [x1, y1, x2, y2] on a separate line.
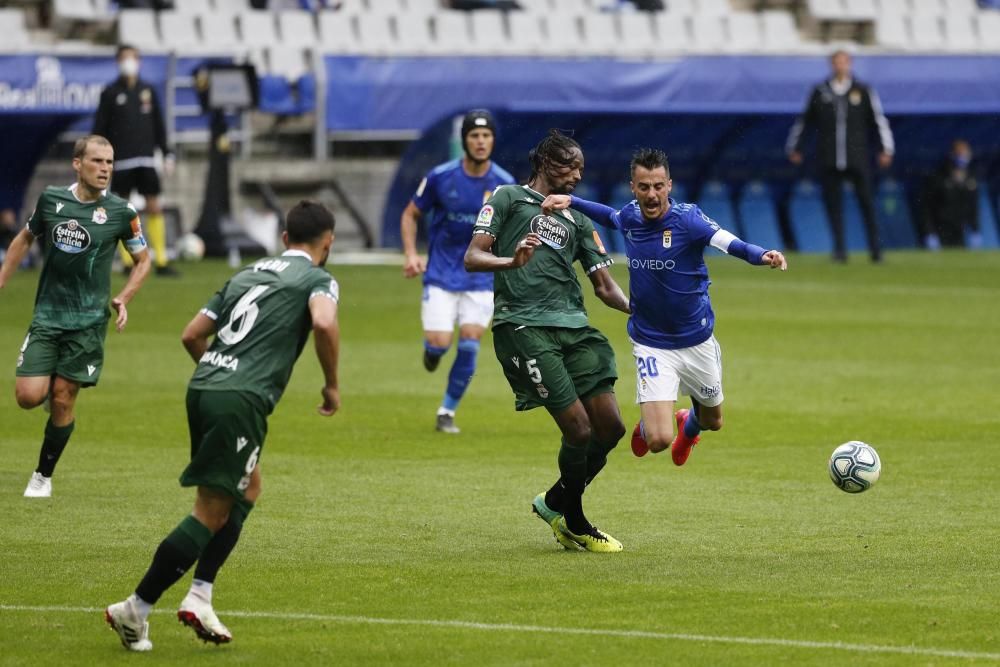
[492, 323, 618, 412]
[16, 321, 109, 387]
[180, 388, 269, 499]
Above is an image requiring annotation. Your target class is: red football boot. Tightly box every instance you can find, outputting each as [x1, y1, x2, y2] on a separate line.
[670, 409, 701, 466]
[630, 421, 649, 458]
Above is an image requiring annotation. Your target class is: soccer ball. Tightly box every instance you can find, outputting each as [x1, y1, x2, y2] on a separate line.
[177, 233, 205, 261]
[828, 441, 881, 493]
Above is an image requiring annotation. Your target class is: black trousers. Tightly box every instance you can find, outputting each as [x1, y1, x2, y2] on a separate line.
[820, 166, 882, 261]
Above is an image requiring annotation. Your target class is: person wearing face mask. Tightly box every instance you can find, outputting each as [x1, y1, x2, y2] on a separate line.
[920, 139, 982, 250]
[539, 148, 786, 471]
[93, 44, 178, 276]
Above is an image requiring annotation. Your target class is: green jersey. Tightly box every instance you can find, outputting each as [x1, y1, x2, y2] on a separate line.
[474, 184, 612, 329]
[188, 250, 339, 413]
[26, 184, 146, 330]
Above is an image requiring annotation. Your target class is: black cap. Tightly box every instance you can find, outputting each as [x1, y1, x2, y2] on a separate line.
[461, 109, 496, 143]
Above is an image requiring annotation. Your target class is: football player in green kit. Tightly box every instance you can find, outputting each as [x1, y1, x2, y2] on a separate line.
[0, 134, 152, 498]
[105, 200, 341, 651]
[465, 131, 631, 553]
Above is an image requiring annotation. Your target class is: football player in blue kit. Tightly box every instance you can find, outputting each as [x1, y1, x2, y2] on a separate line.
[400, 110, 515, 434]
[542, 148, 786, 465]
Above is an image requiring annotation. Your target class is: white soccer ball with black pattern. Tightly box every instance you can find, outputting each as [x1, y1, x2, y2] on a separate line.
[828, 441, 881, 493]
[177, 233, 205, 261]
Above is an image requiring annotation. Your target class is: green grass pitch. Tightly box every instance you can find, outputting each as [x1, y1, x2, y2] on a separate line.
[1, 251, 998, 665]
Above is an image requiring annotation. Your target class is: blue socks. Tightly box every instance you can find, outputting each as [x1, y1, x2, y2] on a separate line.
[443, 338, 479, 412]
[684, 406, 703, 439]
[424, 341, 449, 363]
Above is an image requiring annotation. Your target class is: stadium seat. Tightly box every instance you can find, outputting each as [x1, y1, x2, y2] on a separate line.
[53, 0, 95, 21]
[617, 12, 657, 57]
[258, 74, 298, 115]
[507, 10, 549, 55]
[726, 12, 763, 52]
[241, 11, 280, 47]
[394, 12, 434, 55]
[874, 13, 908, 49]
[807, 0, 844, 21]
[268, 46, 308, 80]
[118, 9, 161, 50]
[654, 13, 692, 53]
[759, 11, 804, 52]
[942, 15, 978, 52]
[698, 180, 740, 238]
[517, 0, 551, 13]
[319, 11, 361, 53]
[0, 8, 31, 52]
[874, 179, 915, 248]
[737, 181, 784, 251]
[695, 0, 730, 17]
[404, 0, 443, 17]
[431, 11, 474, 55]
[976, 13, 1000, 52]
[788, 180, 832, 253]
[469, 11, 512, 56]
[215, 0, 250, 12]
[278, 10, 319, 47]
[580, 13, 618, 56]
[158, 11, 202, 51]
[942, 0, 978, 16]
[910, 0, 944, 15]
[200, 13, 242, 52]
[549, 0, 592, 18]
[171, 0, 204, 15]
[842, 0, 878, 20]
[356, 13, 399, 55]
[689, 14, 727, 52]
[875, 0, 911, 14]
[909, 15, 945, 50]
[666, 0, 695, 15]
[973, 189, 1000, 248]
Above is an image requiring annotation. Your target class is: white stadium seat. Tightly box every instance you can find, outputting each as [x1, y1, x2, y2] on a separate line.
[654, 12, 691, 53]
[808, 0, 844, 21]
[759, 11, 802, 51]
[507, 10, 549, 55]
[667, 0, 696, 15]
[430, 11, 473, 55]
[403, 0, 442, 16]
[842, 0, 877, 21]
[118, 9, 160, 50]
[158, 11, 202, 50]
[580, 12, 618, 56]
[617, 12, 657, 57]
[393, 12, 434, 54]
[241, 11, 280, 46]
[469, 11, 514, 56]
[942, 14, 977, 52]
[909, 15, 945, 50]
[975, 12, 1000, 52]
[518, 0, 552, 14]
[873, 12, 907, 48]
[941, 0, 978, 17]
[909, 0, 944, 16]
[53, 0, 95, 20]
[171, 0, 204, 16]
[214, 0, 250, 13]
[267, 46, 308, 79]
[549, 0, 591, 18]
[201, 13, 241, 50]
[695, 0, 730, 17]
[0, 8, 31, 51]
[689, 14, 727, 52]
[278, 10, 319, 47]
[366, 0, 405, 16]
[726, 12, 762, 52]
[875, 0, 910, 16]
[319, 11, 361, 53]
[356, 13, 397, 55]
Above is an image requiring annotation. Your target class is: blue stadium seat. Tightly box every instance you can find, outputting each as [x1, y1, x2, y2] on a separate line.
[875, 179, 916, 249]
[697, 181, 737, 256]
[971, 188, 1000, 249]
[737, 180, 783, 250]
[788, 180, 832, 253]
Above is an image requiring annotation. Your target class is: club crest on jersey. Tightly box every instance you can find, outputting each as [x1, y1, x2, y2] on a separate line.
[662, 230, 672, 248]
[92, 207, 107, 225]
[529, 215, 569, 249]
[476, 205, 494, 227]
[849, 90, 862, 105]
[52, 220, 91, 254]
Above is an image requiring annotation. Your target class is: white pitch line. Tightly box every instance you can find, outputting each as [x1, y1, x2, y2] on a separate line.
[1, 604, 998, 661]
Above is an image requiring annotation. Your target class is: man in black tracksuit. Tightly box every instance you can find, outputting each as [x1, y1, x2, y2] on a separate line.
[93, 44, 178, 276]
[786, 50, 894, 263]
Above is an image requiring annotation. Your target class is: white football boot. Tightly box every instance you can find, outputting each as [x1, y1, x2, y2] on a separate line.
[23, 472, 52, 498]
[178, 593, 233, 644]
[105, 597, 153, 651]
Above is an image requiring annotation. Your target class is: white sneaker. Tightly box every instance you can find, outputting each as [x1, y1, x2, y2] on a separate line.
[23, 472, 52, 498]
[178, 593, 232, 644]
[105, 598, 153, 651]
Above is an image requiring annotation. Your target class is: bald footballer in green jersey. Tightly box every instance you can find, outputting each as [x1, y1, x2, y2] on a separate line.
[465, 130, 631, 553]
[106, 200, 341, 652]
[0, 135, 152, 499]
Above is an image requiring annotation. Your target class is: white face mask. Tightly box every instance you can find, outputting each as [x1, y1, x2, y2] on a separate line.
[119, 57, 139, 77]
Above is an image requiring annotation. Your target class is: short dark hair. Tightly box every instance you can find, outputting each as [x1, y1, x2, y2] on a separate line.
[116, 44, 138, 59]
[630, 147, 669, 179]
[528, 130, 582, 180]
[285, 200, 335, 244]
[73, 134, 112, 159]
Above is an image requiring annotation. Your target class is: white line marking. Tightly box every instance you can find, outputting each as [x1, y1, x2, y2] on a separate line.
[2, 604, 998, 661]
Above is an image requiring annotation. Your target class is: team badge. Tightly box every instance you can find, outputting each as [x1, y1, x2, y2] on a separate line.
[849, 90, 862, 105]
[92, 207, 107, 225]
[140, 89, 152, 102]
[662, 230, 672, 248]
[476, 205, 494, 227]
[592, 230, 607, 255]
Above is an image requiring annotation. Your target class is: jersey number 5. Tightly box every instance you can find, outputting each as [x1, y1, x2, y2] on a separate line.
[218, 285, 269, 345]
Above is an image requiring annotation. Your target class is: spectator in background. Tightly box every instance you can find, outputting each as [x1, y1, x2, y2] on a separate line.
[920, 139, 981, 250]
[93, 44, 179, 277]
[786, 50, 894, 263]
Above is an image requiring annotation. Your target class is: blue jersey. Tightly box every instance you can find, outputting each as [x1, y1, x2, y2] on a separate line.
[412, 159, 515, 292]
[571, 197, 766, 350]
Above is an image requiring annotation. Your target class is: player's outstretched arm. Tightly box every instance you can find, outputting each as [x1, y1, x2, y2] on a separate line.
[761, 250, 788, 270]
[111, 248, 152, 332]
[400, 201, 426, 278]
[181, 312, 216, 363]
[310, 295, 340, 417]
[589, 267, 630, 314]
[542, 194, 620, 230]
[464, 232, 541, 272]
[0, 227, 34, 290]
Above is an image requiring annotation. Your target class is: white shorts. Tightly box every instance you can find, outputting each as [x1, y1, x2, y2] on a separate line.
[631, 335, 724, 407]
[421, 285, 494, 332]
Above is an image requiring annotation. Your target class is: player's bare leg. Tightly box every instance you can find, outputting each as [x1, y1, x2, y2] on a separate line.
[22, 375, 79, 498]
[14, 375, 50, 409]
[634, 400, 677, 457]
